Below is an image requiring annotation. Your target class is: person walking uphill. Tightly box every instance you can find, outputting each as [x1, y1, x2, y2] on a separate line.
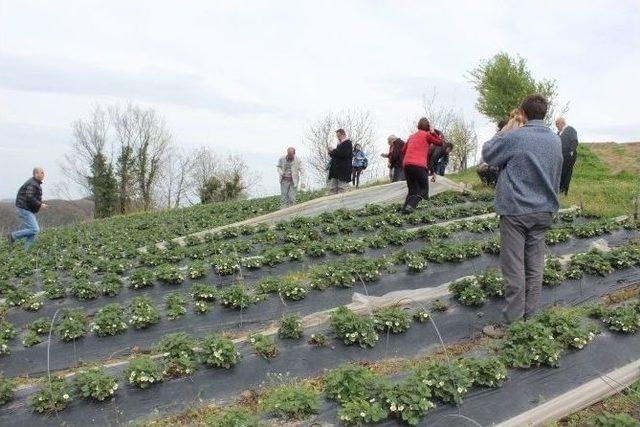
[8, 167, 49, 250]
[481, 95, 563, 338]
[327, 129, 353, 194]
[401, 118, 442, 214]
[555, 117, 579, 195]
[277, 147, 304, 207]
[351, 143, 367, 189]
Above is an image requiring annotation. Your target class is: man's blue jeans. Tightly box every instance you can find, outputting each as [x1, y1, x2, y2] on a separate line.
[11, 208, 40, 250]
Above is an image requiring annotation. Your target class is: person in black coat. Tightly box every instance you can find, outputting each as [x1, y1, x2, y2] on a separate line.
[428, 130, 452, 177]
[8, 167, 48, 250]
[327, 128, 353, 194]
[555, 117, 579, 195]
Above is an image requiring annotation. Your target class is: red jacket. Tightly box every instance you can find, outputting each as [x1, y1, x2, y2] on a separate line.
[402, 130, 443, 168]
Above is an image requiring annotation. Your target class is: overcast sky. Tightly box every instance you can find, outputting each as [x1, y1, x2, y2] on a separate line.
[1, 0, 638, 200]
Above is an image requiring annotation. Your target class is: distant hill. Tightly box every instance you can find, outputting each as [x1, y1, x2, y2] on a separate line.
[0, 198, 94, 231]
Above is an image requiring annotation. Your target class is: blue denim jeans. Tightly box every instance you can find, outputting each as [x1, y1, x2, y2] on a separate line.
[11, 208, 40, 250]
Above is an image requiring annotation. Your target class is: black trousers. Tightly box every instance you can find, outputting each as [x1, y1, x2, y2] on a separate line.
[403, 165, 429, 209]
[352, 167, 363, 188]
[560, 152, 577, 195]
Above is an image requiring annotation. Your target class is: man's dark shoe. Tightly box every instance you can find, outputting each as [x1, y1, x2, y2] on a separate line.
[6, 233, 14, 246]
[482, 324, 505, 338]
[400, 206, 415, 215]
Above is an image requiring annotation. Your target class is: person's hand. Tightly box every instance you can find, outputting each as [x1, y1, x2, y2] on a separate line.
[40, 203, 49, 211]
[431, 175, 436, 183]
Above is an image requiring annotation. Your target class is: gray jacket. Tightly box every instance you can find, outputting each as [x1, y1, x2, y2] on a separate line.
[482, 119, 563, 216]
[277, 156, 303, 188]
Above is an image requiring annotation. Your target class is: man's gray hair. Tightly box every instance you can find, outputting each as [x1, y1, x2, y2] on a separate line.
[387, 134, 397, 143]
[32, 167, 44, 176]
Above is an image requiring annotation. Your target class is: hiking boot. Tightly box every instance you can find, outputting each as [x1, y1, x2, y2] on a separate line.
[6, 233, 13, 246]
[400, 206, 415, 215]
[482, 324, 505, 338]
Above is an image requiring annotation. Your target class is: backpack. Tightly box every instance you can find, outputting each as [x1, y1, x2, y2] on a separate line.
[362, 157, 369, 170]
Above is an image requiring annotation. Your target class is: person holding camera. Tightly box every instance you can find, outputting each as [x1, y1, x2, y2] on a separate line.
[481, 95, 563, 337]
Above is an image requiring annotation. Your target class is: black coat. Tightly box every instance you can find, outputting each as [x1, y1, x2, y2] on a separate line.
[389, 138, 405, 169]
[559, 126, 579, 155]
[15, 177, 43, 213]
[329, 139, 353, 182]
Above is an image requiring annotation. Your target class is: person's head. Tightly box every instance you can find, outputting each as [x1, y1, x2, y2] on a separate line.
[336, 128, 346, 142]
[33, 167, 45, 182]
[286, 147, 296, 159]
[520, 94, 548, 122]
[387, 134, 397, 145]
[510, 108, 524, 124]
[417, 117, 431, 132]
[354, 143, 362, 151]
[555, 117, 566, 132]
[497, 119, 508, 130]
[445, 142, 454, 154]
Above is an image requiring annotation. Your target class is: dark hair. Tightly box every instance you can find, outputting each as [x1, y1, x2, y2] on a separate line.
[520, 94, 548, 121]
[417, 117, 430, 132]
[445, 142, 454, 149]
[497, 119, 508, 130]
[336, 128, 346, 136]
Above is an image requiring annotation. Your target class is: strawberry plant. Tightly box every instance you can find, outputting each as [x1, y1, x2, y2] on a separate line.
[330, 306, 379, 348]
[73, 367, 118, 401]
[373, 307, 411, 334]
[200, 333, 241, 368]
[308, 333, 329, 347]
[278, 313, 303, 339]
[324, 364, 380, 403]
[0, 373, 14, 405]
[164, 292, 187, 320]
[55, 308, 88, 341]
[70, 279, 99, 300]
[43, 281, 66, 299]
[463, 357, 507, 388]
[303, 241, 327, 257]
[29, 317, 52, 335]
[194, 300, 210, 314]
[220, 285, 257, 310]
[204, 408, 264, 427]
[92, 303, 128, 337]
[568, 250, 613, 277]
[535, 309, 600, 349]
[0, 321, 16, 341]
[213, 255, 241, 275]
[259, 383, 321, 420]
[545, 227, 572, 245]
[123, 355, 164, 389]
[157, 332, 198, 376]
[431, 299, 450, 312]
[248, 333, 278, 359]
[484, 236, 501, 255]
[405, 253, 428, 272]
[155, 264, 185, 284]
[128, 296, 161, 329]
[543, 265, 565, 287]
[501, 321, 564, 368]
[187, 261, 207, 279]
[278, 279, 308, 301]
[101, 273, 123, 296]
[190, 283, 217, 301]
[608, 244, 640, 269]
[476, 268, 505, 297]
[413, 309, 430, 323]
[129, 268, 155, 289]
[29, 376, 72, 413]
[22, 330, 42, 347]
[449, 278, 486, 306]
[241, 256, 264, 269]
[338, 398, 389, 426]
[417, 360, 473, 405]
[382, 373, 435, 425]
[593, 302, 640, 333]
[22, 294, 44, 311]
[255, 276, 279, 294]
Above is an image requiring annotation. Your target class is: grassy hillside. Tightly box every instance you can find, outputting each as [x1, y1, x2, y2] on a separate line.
[449, 142, 640, 218]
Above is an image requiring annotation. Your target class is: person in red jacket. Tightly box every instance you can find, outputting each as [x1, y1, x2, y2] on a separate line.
[401, 117, 442, 214]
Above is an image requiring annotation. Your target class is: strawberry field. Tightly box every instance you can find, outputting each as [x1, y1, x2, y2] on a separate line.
[1, 184, 639, 426]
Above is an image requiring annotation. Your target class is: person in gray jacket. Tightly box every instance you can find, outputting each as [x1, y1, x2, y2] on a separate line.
[277, 147, 304, 207]
[555, 117, 579, 195]
[481, 95, 563, 337]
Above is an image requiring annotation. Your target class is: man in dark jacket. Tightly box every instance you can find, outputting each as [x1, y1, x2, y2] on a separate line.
[384, 135, 405, 182]
[8, 167, 48, 250]
[428, 130, 452, 177]
[555, 117, 579, 195]
[327, 129, 353, 194]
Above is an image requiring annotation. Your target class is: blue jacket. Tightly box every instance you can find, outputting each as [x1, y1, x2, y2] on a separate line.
[482, 120, 563, 216]
[352, 150, 367, 168]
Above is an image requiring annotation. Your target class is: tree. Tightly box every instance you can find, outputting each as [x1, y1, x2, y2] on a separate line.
[468, 52, 559, 125]
[158, 146, 192, 209]
[412, 92, 478, 172]
[87, 152, 118, 218]
[304, 109, 377, 185]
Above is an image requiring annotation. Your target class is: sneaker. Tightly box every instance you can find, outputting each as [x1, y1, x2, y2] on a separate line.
[482, 324, 505, 338]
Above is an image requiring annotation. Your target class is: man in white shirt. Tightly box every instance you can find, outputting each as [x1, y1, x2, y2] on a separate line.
[277, 147, 304, 207]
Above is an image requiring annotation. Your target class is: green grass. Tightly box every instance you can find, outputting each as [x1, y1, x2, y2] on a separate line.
[448, 144, 640, 218]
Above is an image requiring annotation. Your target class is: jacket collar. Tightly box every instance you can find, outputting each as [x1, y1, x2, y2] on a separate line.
[524, 119, 548, 128]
